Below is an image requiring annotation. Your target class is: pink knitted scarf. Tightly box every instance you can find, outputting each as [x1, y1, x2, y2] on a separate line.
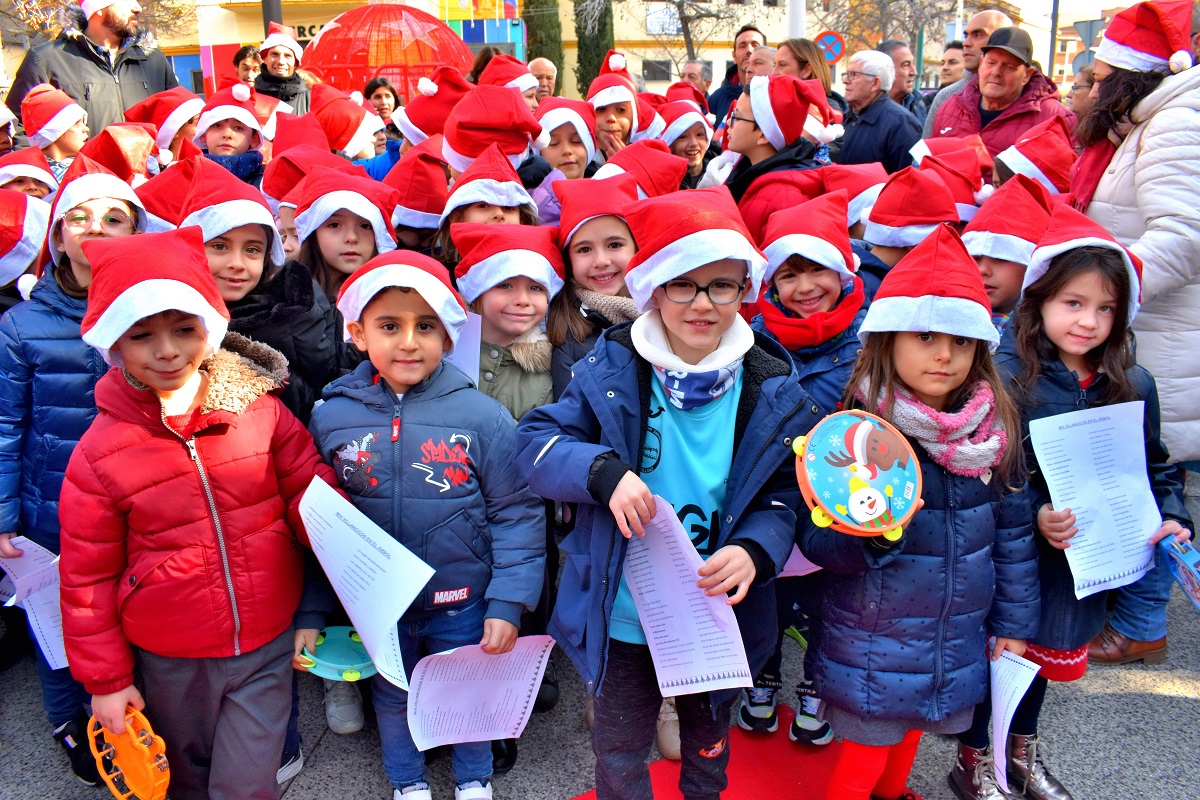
[857, 378, 1008, 479]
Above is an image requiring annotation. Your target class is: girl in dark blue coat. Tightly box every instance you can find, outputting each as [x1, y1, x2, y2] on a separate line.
[800, 225, 1039, 800]
[951, 214, 1193, 800]
[0, 167, 147, 785]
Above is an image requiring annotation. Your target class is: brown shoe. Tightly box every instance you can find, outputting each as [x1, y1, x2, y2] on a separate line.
[1086, 623, 1167, 665]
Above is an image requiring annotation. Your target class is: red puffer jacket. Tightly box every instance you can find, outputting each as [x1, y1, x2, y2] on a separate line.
[59, 335, 338, 695]
[931, 71, 1076, 167]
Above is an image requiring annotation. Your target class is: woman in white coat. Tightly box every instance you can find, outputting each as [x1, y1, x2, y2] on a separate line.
[1072, 0, 1199, 667]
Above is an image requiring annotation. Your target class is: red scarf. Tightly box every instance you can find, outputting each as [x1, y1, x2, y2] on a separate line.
[1068, 140, 1117, 212]
[759, 277, 865, 351]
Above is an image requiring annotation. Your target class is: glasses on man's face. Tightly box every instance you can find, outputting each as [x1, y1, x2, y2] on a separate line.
[660, 278, 746, 305]
[63, 209, 134, 234]
[842, 70, 870, 83]
[1068, 83, 1092, 94]
[729, 112, 758, 129]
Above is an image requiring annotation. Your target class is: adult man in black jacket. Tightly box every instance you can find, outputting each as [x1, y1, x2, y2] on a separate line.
[254, 24, 309, 116]
[7, 1, 178, 136]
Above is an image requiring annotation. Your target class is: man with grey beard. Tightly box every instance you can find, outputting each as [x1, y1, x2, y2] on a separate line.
[7, 0, 178, 136]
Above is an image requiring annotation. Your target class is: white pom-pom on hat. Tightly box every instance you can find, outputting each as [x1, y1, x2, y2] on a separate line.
[349, 91, 364, 105]
[17, 273, 37, 300]
[418, 77, 438, 96]
[1170, 49, 1193, 73]
[974, 184, 995, 204]
[533, 126, 551, 150]
[818, 123, 844, 144]
[851, 253, 862, 273]
[609, 53, 627, 72]
[231, 83, 251, 102]
[157, 148, 173, 166]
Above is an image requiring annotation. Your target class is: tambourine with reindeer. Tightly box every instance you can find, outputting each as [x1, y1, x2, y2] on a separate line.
[792, 410, 923, 541]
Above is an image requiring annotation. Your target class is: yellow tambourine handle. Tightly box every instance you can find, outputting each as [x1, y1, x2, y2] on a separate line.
[811, 508, 833, 528]
[883, 527, 904, 542]
[792, 435, 807, 456]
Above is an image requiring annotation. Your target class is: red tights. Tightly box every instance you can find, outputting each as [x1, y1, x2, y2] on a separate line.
[824, 729, 922, 800]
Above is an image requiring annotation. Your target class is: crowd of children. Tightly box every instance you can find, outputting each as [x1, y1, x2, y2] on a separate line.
[0, 9, 1195, 800]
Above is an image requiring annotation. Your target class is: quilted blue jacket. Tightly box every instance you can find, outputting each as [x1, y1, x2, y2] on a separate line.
[0, 269, 107, 552]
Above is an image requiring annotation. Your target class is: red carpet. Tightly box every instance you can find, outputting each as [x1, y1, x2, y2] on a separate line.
[571, 705, 923, 799]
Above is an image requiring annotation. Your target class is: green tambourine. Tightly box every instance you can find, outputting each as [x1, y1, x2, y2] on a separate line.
[298, 627, 377, 682]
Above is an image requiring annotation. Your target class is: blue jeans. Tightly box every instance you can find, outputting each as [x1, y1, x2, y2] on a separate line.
[31, 624, 89, 727]
[372, 599, 492, 790]
[1109, 543, 1175, 641]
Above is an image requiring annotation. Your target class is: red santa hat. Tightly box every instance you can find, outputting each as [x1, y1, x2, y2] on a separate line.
[622, 186, 766, 312]
[243, 84, 291, 141]
[193, 83, 262, 149]
[442, 84, 545, 173]
[919, 149, 992, 223]
[260, 21, 304, 65]
[638, 91, 669, 111]
[664, 81, 709, 114]
[591, 139, 687, 199]
[48, 155, 148, 260]
[451, 222, 564, 303]
[748, 75, 843, 150]
[909, 134, 994, 171]
[761, 191, 859, 286]
[260, 143, 347, 216]
[819, 162, 889, 229]
[552, 173, 639, 248]
[1024, 203, 1144, 322]
[21, 84, 87, 149]
[994, 117, 1076, 195]
[178, 158, 285, 264]
[335, 251, 468, 347]
[271, 112, 330, 157]
[840, 419, 887, 479]
[629, 96, 666, 143]
[478, 53, 539, 94]
[80, 226, 230, 366]
[1096, 0, 1195, 74]
[294, 166, 399, 255]
[135, 156, 200, 232]
[864, 167, 959, 248]
[860, 223, 998, 349]
[0, 190, 51, 286]
[597, 50, 636, 88]
[393, 67, 474, 147]
[123, 87, 205, 153]
[0, 105, 16, 139]
[383, 140, 449, 230]
[440, 143, 535, 225]
[78, 123, 158, 188]
[0, 146, 58, 193]
[962, 174, 1054, 266]
[533, 97, 597, 168]
[587, 53, 640, 134]
[310, 84, 384, 159]
[658, 101, 713, 149]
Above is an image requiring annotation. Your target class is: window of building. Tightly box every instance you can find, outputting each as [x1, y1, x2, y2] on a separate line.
[643, 59, 672, 83]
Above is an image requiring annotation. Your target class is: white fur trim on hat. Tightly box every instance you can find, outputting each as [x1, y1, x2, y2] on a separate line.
[863, 216, 939, 249]
[337, 264, 467, 347]
[142, 209, 175, 233]
[51, 173, 146, 256]
[507, 73, 539, 93]
[0, 164, 58, 192]
[193, 106, 262, 148]
[763, 234, 854, 286]
[1023, 236, 1141, 323]
[29, 104, 87, 149]
[536, 108, 597, 166]
[441, 138, 524, 175]
[858, 294, 999, 350]
[340, 113, 385, 159]
[908, 139, 932, 165]
[83, 278, 230, 366]
[457, 250, 564, 304]
[156, 97, 205, 150]
[393, 107, 429, 147]
[848, 185, 884, 229]
[955, 203, 978, 223]
[660, 110, 710, 148]
[1095, 35, 1168, 73]
[439, 178, 535, 226]
[803, 115, 843, 145]
[181, 199, 286, 266]
[589, 86, 638, 134]
[80, 0, 116, 18]
[962, 230, 1036, 266]
[591, 163, 649, 198]
[260, 33, 303, 65]
[294, 190, 397, 257]
[0, 198, 49, 285]
[392, 205, 441, 231]
[630, 111, 665, 143]
[626, 227, 766, 313]
[994, 145, 1059, 195]
[748, 76, 784, 151]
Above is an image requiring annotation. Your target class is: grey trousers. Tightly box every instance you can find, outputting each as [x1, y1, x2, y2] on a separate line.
[137, 628, 293, 800]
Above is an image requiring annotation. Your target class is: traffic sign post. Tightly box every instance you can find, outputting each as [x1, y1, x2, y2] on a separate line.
[815, 31, 846, 64]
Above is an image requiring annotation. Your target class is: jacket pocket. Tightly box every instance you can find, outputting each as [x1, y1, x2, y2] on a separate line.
[422, 510, 490, 610]
[117, 546, 211, 649]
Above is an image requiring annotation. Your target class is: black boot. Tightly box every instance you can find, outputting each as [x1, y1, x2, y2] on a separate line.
[491, 737, 518, 775]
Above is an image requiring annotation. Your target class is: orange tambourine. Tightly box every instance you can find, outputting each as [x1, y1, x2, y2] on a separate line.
[88, 707, 169, 800]
[793, 410, 922, 541]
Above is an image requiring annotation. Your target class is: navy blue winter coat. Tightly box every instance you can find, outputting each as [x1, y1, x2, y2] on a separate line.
[0, 269, 107, 552]
[515, 323, 823, 699]
[996, 339, 1191, 650]
[308, 360, 546, 626]
[801, 434, 1040, 723]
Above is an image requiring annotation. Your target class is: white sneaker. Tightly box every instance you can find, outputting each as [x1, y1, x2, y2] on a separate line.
[393, 785, 433, 800]
[276, 747, 304, 783]
[324, 678, 365, 734]
[455, 780, 493, 800]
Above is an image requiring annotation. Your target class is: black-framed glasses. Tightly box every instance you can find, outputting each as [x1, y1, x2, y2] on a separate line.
[660, 278, 746, 305]
[729, 112, 758, 129]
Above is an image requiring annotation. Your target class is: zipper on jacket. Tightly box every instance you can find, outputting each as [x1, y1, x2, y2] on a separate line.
[933, 468, 955, 719]
[160, 410, 243, 655]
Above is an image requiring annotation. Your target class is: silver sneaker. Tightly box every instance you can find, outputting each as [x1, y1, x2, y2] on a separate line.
[323, 678, 365, 734]
[947, 744, 1012, 800]
[1007, 733, 1074, 800]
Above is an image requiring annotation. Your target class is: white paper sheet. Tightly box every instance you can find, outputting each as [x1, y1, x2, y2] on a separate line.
[0, 536, 60, 604]
[299, 478, 436, 690]
[779, 545, 822, 578]
[622, 497, 753, 697]
[444, 312, 482, 385]
[990, 648, 1041, 793]
[406, 635, 555, 751]
[1029, 401, 1160, 599]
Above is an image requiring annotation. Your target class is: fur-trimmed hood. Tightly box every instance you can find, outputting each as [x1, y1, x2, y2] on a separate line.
[509, 326, 552, 374]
